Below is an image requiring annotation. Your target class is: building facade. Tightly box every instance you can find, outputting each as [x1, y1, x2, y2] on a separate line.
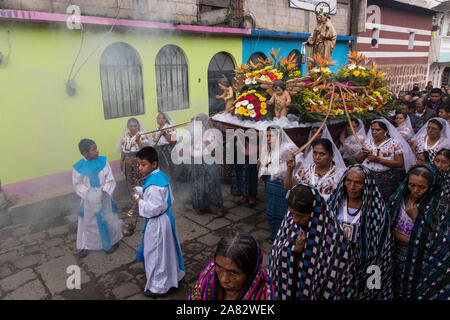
[428, 1, 450, 87]
[0, 1, 354, 200]
[356, 0, 435, 94]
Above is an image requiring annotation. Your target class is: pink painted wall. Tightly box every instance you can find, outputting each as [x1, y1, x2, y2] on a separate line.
[3, 160, 121, 199]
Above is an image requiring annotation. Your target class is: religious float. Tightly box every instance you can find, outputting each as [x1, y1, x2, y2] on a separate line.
[211, 49, 395, 150]
[211, 5, 395, 150]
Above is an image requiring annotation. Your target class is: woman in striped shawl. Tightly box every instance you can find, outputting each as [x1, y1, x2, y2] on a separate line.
[327, 165, 394, 299]
[388, 163, 449, 299]
[434, 148, 450, 196]
[188, 230, 275, 300]
[269, 183, 356, 300]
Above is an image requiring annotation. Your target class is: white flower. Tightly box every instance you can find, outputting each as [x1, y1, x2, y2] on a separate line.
[358, 66, 366, 70]
[318, 100, 323, 105]
[338, 109, 344, 114]
[236, 102, 242, 107]
[250, 110, 257, 118]
[244, 78, 252, 85]
[241, 100, 249, 106]
[311, 68, 320, 73]
[368, 106, 374, 111]
[348, 64, 356, 70]
[247, 103, 254, 110]
[309, 98, 317, 105]
[326, 67, 331, 73]
[313, 87, 319, 92]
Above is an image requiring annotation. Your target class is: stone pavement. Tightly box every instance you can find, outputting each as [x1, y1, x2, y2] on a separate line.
[0, 179, 272, 300]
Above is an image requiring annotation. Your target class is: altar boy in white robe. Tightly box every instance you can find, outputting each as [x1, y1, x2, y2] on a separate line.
[72, 139, 123, 258]
[135, 146, 185, 297]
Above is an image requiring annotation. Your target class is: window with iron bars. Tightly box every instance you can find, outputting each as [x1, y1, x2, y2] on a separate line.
[100, 42, 145, 119]
[155, 45, 190, 112]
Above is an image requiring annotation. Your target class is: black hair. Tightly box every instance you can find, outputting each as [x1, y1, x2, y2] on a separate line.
[287, 184, 315, 214]
[408, 166, 432, 185]
[430, 88, 442, 95]
[312, 138, 333, 155]
[371, 120, 391, 138]
[273, 80, 286, 90]
[437, 104, 450, 112]
[136, 146, 158, 165]
[395, 111, 408, 119]
[429, 119, 444, 130]
[78, 139, 95, 155]
[215, 230, 259, 277]
[218, 77, 231, 87]
[417, 151, 430, 163]
[371, 120, 388, 131]
[436, 148, 450, 160]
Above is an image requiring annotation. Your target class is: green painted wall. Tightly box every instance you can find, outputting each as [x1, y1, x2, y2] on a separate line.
[0, 22, 242, 185]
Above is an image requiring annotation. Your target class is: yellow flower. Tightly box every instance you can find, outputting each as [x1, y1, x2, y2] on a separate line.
[245, 73, 251, 78]
[244, 109, 251, 116]
[261, 102, 267, 108]
[260, 109, 267, 115]
[237, 107, 245, 115]
[361, 71, 367, 77]
[321, 67, 327, 73]
[353, 70, 361, 77]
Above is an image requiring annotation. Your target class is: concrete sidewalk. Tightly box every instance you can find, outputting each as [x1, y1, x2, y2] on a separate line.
[0, 179, 272, 300]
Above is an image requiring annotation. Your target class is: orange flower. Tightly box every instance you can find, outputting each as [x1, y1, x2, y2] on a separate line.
[271, 48, 281, 58]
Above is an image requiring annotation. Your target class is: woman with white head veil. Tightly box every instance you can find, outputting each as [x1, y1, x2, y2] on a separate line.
[151, 112, 178, 178]
[394, 111, 414, 141]
[258, 125, 300, 240]
[189, 113, 227, 218]
[339, 119, 367, 165]
[356, 118, 415, 201]
[115, 118, 149, 204]
[304, 123, 328, 155]
[411, 117, 450, 162]
[284, 137, 346, 202]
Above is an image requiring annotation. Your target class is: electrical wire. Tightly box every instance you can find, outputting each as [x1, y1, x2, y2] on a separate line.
[68, 0, 124, 82]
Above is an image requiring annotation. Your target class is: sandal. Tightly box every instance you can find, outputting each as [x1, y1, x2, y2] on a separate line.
[214, 207, 228, 219]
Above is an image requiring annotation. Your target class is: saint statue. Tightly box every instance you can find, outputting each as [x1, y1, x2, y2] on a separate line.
[305, 10, 337, 70]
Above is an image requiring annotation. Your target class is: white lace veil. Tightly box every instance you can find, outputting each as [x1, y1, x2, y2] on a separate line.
[302, 123, 346, 172]
[151, 112, 178, 146]
[258, 125, 302, 181]
[114, 118, 149, 153]
[343, 119, 367, 144]
[160, 112, 175, 126]
[412, 117, 450, 143]
[396, 113, 414, 140]
[367, 118, 415, 172]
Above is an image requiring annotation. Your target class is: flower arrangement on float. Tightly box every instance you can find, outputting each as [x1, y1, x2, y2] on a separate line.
[229, 50, 395, 123]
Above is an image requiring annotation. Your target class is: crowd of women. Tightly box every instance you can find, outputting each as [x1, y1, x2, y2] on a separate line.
[114, 104, 449, 300]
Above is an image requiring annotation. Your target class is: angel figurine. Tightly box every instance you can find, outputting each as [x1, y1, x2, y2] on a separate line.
[267, 80, 292, 118]
[216, 77, 234, 114]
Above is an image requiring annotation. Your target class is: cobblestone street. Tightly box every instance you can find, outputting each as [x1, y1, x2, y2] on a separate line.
[0, 178, 272, 300]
